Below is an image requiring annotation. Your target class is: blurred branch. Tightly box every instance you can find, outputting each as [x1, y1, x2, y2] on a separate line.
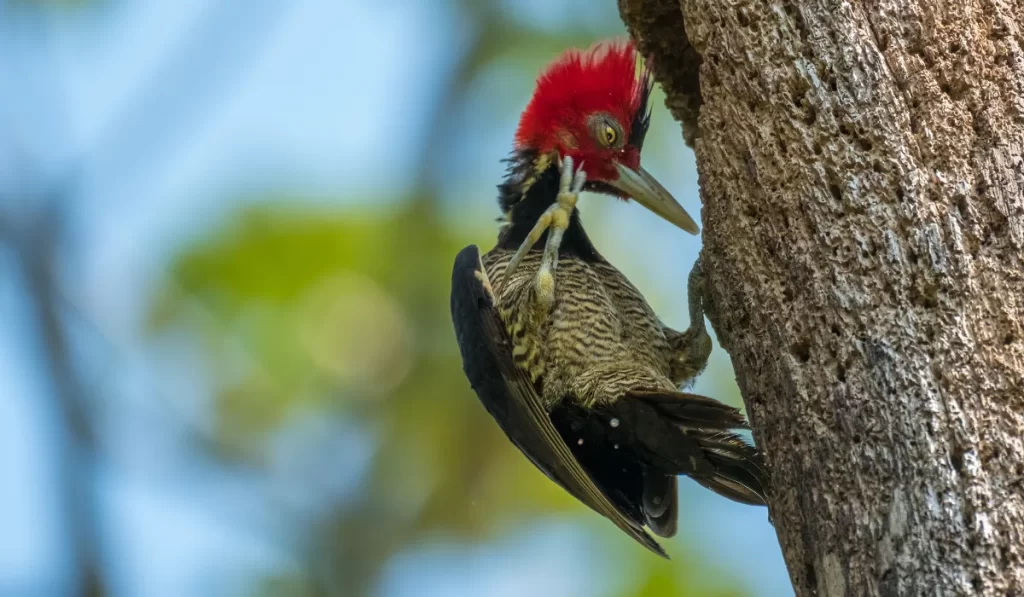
[2, 206, 104, 597]
[47, 0, 298, 468]
[0, 2, 296, 596]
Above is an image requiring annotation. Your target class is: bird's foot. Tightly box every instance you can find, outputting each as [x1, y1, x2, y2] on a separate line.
[687, 256, 713, 368]
[673, 256, 713, 381]
[535, 157, 586, 306]
[502, 156, 586, 308]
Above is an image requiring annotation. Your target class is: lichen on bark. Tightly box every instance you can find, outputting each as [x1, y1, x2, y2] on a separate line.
[620, 0, 1024, 595]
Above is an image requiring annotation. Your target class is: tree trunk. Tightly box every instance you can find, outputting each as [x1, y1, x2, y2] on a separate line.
[620, 0, 1024, 595]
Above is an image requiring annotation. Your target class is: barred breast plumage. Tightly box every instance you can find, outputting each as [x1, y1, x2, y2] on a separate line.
[482, 248, 676, 407]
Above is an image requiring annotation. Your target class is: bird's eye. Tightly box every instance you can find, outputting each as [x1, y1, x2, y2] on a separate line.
[589, 115, 623, 148]
[602, 124, 618, 146]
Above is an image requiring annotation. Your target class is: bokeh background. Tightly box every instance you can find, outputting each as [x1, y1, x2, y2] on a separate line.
[0, 1, 790, 595]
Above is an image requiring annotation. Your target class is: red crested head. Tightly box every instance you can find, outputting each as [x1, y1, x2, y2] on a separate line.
[512, 40, 698, 234]
[514, 39, 652, 183]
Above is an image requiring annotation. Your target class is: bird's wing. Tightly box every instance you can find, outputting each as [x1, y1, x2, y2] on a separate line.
[449, 244, 666, 558]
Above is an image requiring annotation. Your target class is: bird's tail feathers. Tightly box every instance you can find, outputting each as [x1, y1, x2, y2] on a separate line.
[625, 390, 770, 507]
[692, 448, 769, 505]
[630, 390, 749, 430]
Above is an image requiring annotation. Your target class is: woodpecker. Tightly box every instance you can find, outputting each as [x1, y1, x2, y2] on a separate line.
[450, 40, 768, 557]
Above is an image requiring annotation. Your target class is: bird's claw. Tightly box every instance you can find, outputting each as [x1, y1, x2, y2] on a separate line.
[501, 156, 587, 304]
[676, 255, 712, 379]
[687, 256, 709, 336]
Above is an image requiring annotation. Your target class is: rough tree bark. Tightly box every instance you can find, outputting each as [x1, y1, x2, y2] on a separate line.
[620, 0, 1024, 595]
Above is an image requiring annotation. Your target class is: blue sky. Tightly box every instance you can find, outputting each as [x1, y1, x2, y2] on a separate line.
[0, 1, 791, 595]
